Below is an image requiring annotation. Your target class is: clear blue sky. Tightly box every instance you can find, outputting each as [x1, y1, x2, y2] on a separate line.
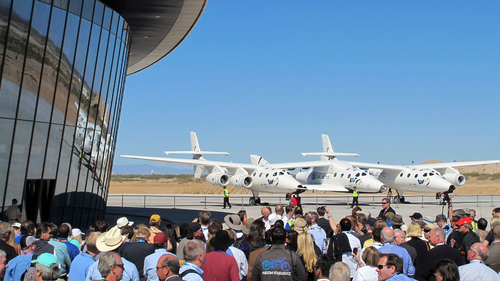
[115, 1, 500, 171]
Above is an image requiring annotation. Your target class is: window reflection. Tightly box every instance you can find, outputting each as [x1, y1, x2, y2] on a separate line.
[0, 0, 13, 76]
[69, 0, 82, 16]
[36, 7, 67, 123]
[102, 6, 111, 30]
[6, 120, 33, 208]
[93, 0, 103, 26]
[82, 0, 94, 21]
[27, 122, 49, 179]
[0, 0, 33, 118]
[44, 124, 63, 179]
[0, 118, 15, 205]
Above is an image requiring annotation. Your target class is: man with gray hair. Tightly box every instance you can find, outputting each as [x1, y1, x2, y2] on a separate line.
[420, 227, 462, 280]
[179, 240, 205, 280]
[378, 227, 415, 277]
[306, 212, 327, 254]
[329, 262, 350, 281]
[98, 252, 125, 281]
[0, 222, 16, 262]
[23, 253, 61, 281]
[458, 243, 500, 280]
[0, 250, 7, 279]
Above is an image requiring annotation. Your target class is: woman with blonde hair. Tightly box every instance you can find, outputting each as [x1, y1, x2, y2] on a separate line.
[353, 246, 379, 281]
[406, 221, 429, 279]
[296, 232, 318, 281]
[7, 226, 21, 255]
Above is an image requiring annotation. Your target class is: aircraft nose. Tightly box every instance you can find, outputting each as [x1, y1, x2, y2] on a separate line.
[380, 185, 388, 192]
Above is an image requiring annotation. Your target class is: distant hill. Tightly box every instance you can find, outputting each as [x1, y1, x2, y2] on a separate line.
[112, 164, 192, 175]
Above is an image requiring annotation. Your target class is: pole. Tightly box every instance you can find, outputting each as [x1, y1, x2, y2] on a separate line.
[121, 195, 124, 208]
[372, 196, 375, 209]
[144, 195, 146, 208]
[476, 195, 479, 207]
[421, 195, 424, 208]
[204, 196, 207, 209]
[173, 196, 176, 209]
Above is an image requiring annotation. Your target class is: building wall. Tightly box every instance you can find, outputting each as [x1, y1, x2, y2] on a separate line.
[0, 0, 130, 227]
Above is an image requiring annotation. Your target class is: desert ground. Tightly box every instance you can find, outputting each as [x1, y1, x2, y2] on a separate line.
[109, 162, 500, 195]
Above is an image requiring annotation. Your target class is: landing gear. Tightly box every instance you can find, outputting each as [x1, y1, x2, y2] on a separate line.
[249, 197, 261, 206]
[391, 190, 405, 204]
[250, 191, 261, 206]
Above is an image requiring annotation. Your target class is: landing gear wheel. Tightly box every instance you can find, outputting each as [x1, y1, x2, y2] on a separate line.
[400, 196, 405, 203]
[249, 197, 256, 206]
[256, 197, 261, 204]
[392, 197, 399, 204]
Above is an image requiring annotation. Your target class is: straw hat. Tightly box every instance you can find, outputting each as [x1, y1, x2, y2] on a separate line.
[96, 226, 127, 252]
[116, 217, 134, 228]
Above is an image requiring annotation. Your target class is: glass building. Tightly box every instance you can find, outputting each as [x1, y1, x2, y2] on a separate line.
[0, 0, 206, 227]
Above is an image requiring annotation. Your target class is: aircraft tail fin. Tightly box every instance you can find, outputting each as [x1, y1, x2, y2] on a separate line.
[164, 131, 230, 160]
[250, 155, 270, 165]
[301, 134, 359, 160]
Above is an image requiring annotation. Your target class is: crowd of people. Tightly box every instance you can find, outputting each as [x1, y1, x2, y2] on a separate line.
[1, 197, 500, 281]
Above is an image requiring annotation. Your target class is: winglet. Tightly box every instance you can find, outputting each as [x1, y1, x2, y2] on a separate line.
[164, 131, 230, 159]
[301, 134, 359, 160]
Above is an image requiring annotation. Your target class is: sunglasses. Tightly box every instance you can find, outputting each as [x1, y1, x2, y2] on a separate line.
[114, 264, 124, 270]
[377, 264, 393, 270]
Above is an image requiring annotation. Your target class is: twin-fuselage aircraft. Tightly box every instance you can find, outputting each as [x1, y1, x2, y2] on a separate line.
[120, 132, 500, 205]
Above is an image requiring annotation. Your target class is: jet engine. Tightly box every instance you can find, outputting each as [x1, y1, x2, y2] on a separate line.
[230, 175, 253, 189]
[206, 172, 230, 188]
[442, 173, 466, 187]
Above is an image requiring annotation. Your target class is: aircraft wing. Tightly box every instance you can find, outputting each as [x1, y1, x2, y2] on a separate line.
[302, 184, 350, 192]
[270, 161, 334, 170]
[120, 155, 257, 174]
[412, 160, 500, 169]
[349, 160, 500, 171]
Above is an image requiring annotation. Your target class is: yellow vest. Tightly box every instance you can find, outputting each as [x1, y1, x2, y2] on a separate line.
[353, 190, 359, 197]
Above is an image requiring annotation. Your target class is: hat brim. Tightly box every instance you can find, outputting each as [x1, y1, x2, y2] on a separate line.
[224, 215, 243, 231]
[242, 218, 255, 235]
[96, 232, 127, 252]
[209, 237, 235, 249]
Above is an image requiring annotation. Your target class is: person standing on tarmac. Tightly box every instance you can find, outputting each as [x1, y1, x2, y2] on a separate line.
[351, 187, 359, 208]
[223, 186, 231, 209]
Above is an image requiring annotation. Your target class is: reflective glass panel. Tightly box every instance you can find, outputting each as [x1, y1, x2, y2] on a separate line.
[43, 123, 63, 179]
[6, 120, 33, 208]
[53, 0, 68, 10]
[0, 0, 33, 118]
[0, 118, 15, 205]
[68, 0, 82, 16]
[110, 11, 118, 35]
[0, 0, 13, 73]
[82, 0, 94, 21]
[52, 13, 79, 125]
[82, 23, 100, 126]
[27, 121, 49, 179]
[36, 7, 66, 123]
[102, 6, 111, 31]
[17, 1, 50, 121]
[93, 0, 103, 26]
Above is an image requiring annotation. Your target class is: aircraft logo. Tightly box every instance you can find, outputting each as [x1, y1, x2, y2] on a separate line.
[417, 178, 430, 186]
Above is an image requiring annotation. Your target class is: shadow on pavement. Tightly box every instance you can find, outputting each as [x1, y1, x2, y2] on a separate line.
[105, 206, 236, 226]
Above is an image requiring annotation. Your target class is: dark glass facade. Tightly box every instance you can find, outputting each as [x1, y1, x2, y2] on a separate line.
[0, 0, 130, 227]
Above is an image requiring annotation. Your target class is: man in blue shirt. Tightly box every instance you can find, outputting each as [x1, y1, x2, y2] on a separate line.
[144, 232, 176, 281]
[68, 232, 100, 281]
[179, 240, 205, 281]
[378, 227, 415, 277]
[4, 236, 36, 281]
[306, 212, 327, 254]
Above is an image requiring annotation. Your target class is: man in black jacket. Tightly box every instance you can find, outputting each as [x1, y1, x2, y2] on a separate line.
[420, 227, 462, 281]
[378, 198, 395, 220]
[0, 222, 16, 262]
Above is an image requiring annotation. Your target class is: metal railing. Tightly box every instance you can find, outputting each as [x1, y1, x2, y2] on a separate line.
[107, 194, 500, 210]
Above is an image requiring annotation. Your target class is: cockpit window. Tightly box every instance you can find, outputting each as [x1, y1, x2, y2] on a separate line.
[273, 172, 277, 176]
[415, 174, 418, 178]
[356, 173, 360, 177]
[399, 173, 403, 177]
[430, 172, 434, 176]
[287, 172, 291, 175]
[423, 173, 428, 177]
[279, 171, 284, 175]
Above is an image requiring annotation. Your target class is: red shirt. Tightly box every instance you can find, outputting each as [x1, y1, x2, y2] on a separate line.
[202, 251, 239, 281]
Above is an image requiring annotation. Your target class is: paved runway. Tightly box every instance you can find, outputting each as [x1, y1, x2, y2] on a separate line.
[105, 194, 500, 229]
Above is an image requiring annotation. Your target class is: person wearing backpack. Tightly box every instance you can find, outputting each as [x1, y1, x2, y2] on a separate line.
[179, 239, 205, 281]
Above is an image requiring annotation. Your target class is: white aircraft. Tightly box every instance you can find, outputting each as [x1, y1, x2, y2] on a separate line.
[120, 132, 387, 205]
[288, 134, 500, 203]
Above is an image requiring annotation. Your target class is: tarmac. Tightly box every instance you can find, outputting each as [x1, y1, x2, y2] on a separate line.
[104, 193, 500, 229]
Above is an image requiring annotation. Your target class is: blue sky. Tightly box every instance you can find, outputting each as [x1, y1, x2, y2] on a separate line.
[114, 1, 500, 171]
